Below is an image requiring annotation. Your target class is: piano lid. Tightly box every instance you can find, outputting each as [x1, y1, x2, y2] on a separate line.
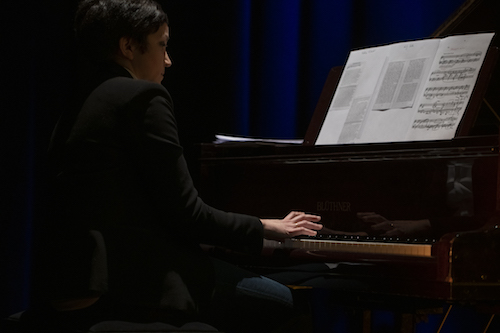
[432, 0, 500, 40]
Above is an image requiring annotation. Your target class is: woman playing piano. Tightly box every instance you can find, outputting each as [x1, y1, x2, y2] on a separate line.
[25, 1, 322, 332]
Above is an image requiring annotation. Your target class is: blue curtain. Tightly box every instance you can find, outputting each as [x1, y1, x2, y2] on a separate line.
[228, 0, 465, 139]
[3, 0, 469, 327]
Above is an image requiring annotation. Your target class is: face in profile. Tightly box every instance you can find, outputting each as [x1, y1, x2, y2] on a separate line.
[129, 23, 172, 83]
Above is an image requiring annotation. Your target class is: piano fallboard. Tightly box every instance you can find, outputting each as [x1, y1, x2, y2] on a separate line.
[198, 135, 499, 236]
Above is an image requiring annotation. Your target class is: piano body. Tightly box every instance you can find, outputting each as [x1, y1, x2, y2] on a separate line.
[199, 135, 500, 302]
[197, 0, 500, 304]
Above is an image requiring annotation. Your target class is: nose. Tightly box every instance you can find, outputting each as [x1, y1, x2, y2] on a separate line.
[164, 51, 172, 68]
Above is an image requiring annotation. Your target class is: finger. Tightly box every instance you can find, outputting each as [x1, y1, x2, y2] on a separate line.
[286, 211, 302, 218]
[304, 214, 322, 222]
[370, 221, 392, 231]
[361, 214, 386, 224]
[290, 227, 319, 238]
[384, 228, 402, 237]
[290, 212, 321, 223]
[295, 221, 323, 230]
[295, 216, 322, 224]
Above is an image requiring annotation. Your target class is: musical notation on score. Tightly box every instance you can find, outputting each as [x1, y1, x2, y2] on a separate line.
[418, 100, 464, 115]
[429, 68, 475, 82]
[423, 85, 470, 99]
[439, 52, 482, 67]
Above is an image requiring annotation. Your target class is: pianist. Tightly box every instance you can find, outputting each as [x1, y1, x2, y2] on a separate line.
[25, 0, 322, 332]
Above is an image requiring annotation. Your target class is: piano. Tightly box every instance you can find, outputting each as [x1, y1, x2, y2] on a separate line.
[197, 0, 500, 304]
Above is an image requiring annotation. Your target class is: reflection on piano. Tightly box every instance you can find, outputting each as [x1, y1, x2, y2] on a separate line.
[197, 0, 500, 305]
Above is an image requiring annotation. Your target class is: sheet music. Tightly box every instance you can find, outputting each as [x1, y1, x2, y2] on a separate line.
[213, 134, 303, 144]
[316, 44, 390, 144]
[358, 39, 439, 143]
[406, 33, 494, 141]
[316, 33, 495, 145]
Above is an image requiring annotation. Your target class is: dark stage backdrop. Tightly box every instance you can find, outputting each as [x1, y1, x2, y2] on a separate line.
[2, 0, 465, 325]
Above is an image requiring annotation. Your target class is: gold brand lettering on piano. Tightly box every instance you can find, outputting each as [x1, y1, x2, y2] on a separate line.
[317, 201, 351, 212]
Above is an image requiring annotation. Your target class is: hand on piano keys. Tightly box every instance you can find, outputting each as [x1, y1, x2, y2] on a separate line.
[260, 211, 323, 241]
[357, 212, 432, 237]
[262, 214, 435, 258]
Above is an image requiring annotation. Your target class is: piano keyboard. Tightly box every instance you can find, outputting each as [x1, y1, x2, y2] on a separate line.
[264, 236, 435, 257]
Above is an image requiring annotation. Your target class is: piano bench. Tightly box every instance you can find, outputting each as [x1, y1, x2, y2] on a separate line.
[1, 311, 220, 333]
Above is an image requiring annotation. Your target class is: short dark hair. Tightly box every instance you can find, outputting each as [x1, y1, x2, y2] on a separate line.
[75, 0, 169, 62]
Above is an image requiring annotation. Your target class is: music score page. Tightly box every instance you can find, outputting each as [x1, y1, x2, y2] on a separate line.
[316, 33, 495, 145]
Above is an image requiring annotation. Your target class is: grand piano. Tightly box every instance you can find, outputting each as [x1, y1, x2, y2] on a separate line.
[196, 0, 500, 317]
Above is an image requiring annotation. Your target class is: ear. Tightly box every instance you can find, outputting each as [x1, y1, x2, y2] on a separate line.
[118, 36, 136, 61]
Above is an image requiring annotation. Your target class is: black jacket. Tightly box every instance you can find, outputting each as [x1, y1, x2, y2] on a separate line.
[35, 63, 263, 318]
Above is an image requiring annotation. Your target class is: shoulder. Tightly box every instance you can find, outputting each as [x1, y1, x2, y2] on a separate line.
[77, 77, 176, 138]
[94, 77, 172, 105]
[80, 77, 174, 123]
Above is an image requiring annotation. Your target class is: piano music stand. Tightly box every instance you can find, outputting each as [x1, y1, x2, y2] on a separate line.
[302, 46, 499, 146]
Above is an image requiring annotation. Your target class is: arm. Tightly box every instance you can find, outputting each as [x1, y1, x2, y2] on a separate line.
[136, 86, 322, 252]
